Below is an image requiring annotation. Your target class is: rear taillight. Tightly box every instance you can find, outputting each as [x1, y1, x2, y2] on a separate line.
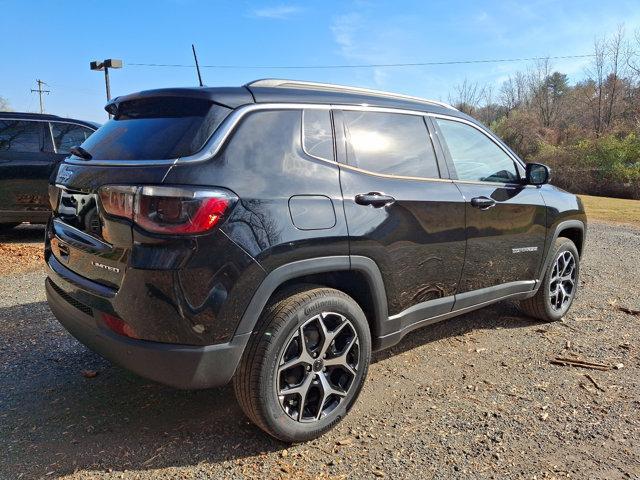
[98, 185, 236, 235]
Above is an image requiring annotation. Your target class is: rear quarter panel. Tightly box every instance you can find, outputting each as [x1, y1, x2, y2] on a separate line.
[162, 109, 350, 272]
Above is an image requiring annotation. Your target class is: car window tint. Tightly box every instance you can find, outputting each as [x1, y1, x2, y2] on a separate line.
[51, 123, 94, 154]
[302, 110, 333, 161]
[435, 118, 518, 183]
[78, 98, 231, 160]
[0, 120, 41, 153]
[343, 111, 439, 178]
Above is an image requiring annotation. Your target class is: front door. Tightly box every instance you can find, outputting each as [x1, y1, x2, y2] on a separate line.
[335, 109, 466, 336]
[431, 116, 546, 308]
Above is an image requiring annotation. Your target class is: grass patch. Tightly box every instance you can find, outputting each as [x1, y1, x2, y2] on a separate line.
[579, 195, 640, 226]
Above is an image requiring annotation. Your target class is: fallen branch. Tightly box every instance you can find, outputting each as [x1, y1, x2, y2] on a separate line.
[550, 356, 611, 371]
[584, 373, 606, 392]
[618, 306, 640, 316]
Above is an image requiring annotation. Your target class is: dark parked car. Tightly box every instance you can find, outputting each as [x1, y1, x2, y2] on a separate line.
[45, 80, 586, 442]
[0, 112, 97, 230]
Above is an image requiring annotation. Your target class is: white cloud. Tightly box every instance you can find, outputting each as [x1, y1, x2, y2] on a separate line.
[330, 13, 362, 58]
[251, 4, 302, 20]
[329, 12, 423, 88]
[474, 11, 489, 23]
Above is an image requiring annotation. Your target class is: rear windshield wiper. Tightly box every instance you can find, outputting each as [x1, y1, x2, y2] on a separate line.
[70, 146, 93, 160]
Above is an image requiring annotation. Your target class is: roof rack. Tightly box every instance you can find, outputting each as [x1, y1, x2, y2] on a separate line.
[246, 79, 457, 111]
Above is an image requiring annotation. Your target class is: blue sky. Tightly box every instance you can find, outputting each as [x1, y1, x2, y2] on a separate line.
[2, 0, 639, 122]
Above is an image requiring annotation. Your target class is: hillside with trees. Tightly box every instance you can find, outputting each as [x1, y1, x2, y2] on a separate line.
[449, 27, 640, 199]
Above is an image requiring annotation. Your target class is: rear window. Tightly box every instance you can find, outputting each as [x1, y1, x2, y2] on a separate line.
[50, 122, 94, 154]
[77, 97, 231, 160]
[302, 109, 334, 161]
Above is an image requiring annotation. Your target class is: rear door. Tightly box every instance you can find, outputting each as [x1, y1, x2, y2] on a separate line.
[431, 116, 546, 308]
[335, 108, 466, 334]
[0, 119, 52, 219]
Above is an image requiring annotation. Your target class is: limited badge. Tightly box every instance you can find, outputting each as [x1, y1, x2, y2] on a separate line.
[91, 261, 120, 273]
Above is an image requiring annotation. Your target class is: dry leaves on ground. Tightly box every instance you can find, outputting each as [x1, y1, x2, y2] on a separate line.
[0, 243, 44, 275]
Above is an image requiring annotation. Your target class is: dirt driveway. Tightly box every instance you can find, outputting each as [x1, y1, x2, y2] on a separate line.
[1, 222, 639, 480]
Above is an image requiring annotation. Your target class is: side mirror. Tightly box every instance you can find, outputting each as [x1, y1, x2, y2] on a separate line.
[525, 163, 550, 186]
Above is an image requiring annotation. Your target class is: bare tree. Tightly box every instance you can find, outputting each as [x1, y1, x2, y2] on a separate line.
[584, 26, 629, 134]
[625, 29, 640, 128]
[604, 26, 628, 128]
[448, 78, 489, 115]
[628, 28, 640, 77]
[0, 96, 11, 112]
[499, 71, 530, 114]
[526, 58, 569, 128]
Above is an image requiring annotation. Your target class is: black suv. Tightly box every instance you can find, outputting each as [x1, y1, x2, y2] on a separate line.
[0, 112, 97, 229]
[45, 80, 586, 442]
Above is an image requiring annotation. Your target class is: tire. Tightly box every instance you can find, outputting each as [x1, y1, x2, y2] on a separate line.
[0, 223, 20, 231]
[233, 285, 372, 443]
[520, 237, 580, 322]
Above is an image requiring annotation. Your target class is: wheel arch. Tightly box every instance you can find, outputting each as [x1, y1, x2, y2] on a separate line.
[234, 256, 389, 347]
[537, 219, 585, 285]
[557, 225, 584, 257]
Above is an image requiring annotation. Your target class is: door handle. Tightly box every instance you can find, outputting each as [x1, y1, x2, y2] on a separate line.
[470, 196, 496, 210]
[355, 192, 396, 208]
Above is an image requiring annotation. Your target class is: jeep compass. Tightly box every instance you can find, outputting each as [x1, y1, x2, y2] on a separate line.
[45, 79, 587, 442]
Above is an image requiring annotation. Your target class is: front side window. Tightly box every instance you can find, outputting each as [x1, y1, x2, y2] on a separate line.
[302, 109, 333, 161]
[435, 118, 519, 183]
[50, 123, 94, 154]
[0, 120, 41, 153]
[342, 111, 439, 178]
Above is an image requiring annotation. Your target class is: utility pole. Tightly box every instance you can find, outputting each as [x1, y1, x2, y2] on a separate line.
[30, 79, 50, 114]
[90, 59, 123, 118]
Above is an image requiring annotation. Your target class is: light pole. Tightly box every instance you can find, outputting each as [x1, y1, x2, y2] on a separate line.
[90, 59, 123, 117]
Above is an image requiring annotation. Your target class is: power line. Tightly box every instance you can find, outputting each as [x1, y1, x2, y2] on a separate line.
[127, 54, 595, 70]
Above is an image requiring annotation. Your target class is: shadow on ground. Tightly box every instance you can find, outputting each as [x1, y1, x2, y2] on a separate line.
[374, 300, 542, 362]
[0, 223, 46, 244]
[0, 299, 542, 477]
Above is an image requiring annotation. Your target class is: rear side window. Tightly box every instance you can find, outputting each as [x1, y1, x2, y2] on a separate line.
[342, 111, 439, 178]
[77, 97, 231, 160]
[0, 120, 41, 153]
[435, 118, 519, 183]
[302, 109, 334, 161]
[50, 123, 94, 154]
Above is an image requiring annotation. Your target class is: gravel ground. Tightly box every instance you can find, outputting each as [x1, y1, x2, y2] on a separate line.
[0, 224, 45, 275]
[1, 222, 639, 480]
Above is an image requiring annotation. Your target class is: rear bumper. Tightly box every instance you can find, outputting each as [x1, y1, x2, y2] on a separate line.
[46, 277, 249, 389]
